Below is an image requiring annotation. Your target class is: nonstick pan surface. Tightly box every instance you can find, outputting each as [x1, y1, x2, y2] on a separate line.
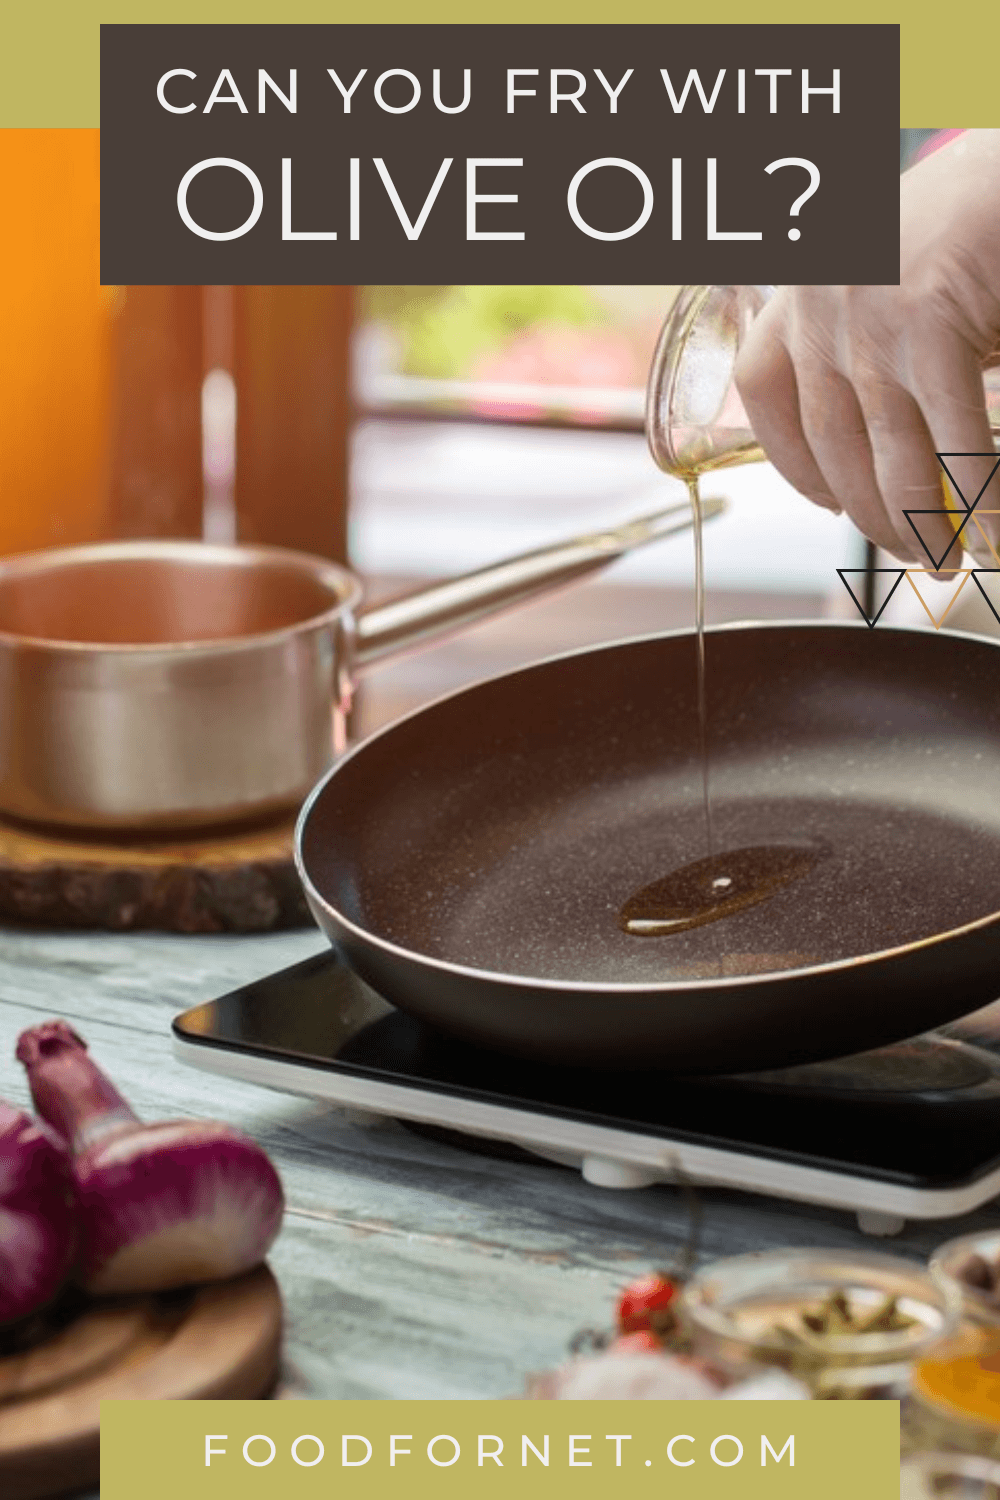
[297, 623, 1000, 1073]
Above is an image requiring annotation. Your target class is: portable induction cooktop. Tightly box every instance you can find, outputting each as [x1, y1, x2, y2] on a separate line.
[172, 950, 1000, 1237]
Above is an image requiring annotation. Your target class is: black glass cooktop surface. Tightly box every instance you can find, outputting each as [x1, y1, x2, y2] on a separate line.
[173, 950, 1000, 1191]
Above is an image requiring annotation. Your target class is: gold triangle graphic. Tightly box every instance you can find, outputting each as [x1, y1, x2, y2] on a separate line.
[905, 569, 972, 628]
[969, 510, 1000, 566]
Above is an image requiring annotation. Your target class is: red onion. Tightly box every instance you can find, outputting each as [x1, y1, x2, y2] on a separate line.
[0, 1100, 77, 1324]
[17, 1021, 284, 1296]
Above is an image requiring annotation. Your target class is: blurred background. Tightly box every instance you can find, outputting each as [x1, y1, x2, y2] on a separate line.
[0, 127, 976, 736]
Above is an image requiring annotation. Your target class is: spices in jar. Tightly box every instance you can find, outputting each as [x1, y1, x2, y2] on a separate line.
[905, 1329, 1000, 1457]
[681, 1247, 961, 1399]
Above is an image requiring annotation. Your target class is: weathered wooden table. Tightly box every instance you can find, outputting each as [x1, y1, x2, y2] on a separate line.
[1, 922, 997, 1416]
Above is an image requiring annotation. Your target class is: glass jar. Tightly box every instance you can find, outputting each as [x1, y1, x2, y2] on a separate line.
[904, 1328, 1000, 1457]
[645, 284, 1000, 485]
[680, 1247, 961, 1399]
[931, 1231, 1000, 1330]
[645, 284, 771, 479]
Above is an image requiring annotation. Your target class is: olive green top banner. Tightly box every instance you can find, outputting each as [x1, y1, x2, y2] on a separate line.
[2, 0, 997, 128]
[100, 1399, 900, 1500]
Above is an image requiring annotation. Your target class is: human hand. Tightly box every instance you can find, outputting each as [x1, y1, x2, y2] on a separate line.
[735, 130, 1000, 567]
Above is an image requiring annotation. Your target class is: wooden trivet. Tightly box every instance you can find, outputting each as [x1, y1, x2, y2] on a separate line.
[0, 1265, 282, 1500]
[0, 818, 311, 933]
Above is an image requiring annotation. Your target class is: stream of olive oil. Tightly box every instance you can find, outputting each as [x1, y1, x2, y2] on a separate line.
[619, 463, 822, 940]
[687, 475, 713, 860]
[682, 453, 757, 861]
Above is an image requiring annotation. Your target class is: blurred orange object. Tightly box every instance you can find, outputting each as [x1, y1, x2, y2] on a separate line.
[0, 130, 114, 553]
[1, 134, 352, 562]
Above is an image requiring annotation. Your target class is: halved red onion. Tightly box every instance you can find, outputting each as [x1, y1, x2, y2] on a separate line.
[17, 1022, 284, 1295]
[0, 1100, 77, 1323]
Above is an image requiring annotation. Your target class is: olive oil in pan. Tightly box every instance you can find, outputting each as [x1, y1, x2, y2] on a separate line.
[619, 844, 825, 937]
[621, 464, 822, 941]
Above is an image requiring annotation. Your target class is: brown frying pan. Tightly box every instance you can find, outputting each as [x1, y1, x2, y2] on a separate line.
[296, 622, 1000, 1073]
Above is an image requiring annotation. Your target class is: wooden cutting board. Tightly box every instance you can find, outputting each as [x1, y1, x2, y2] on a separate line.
[0, 1265, 282, 1500]
[0, 818, 310, 932]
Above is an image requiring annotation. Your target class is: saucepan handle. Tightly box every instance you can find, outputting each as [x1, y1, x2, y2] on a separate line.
[353, 497, 725, 668]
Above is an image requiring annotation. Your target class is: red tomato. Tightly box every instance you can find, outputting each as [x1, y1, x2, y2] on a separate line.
[617, 1271, 677, 1333]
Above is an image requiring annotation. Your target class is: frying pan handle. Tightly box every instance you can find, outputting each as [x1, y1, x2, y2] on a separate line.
[353, 496, 725, 668]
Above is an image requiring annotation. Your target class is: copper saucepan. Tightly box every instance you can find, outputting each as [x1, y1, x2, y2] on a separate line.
[0, 500, 719, 832]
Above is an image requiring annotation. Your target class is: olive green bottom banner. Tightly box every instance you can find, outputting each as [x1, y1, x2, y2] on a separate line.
[100, 1399, 899, 1500]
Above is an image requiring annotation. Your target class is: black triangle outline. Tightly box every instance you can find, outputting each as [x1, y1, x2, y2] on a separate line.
[836, 568, 907, 628]
[971, 568, 1000, 627]
[901, 507, 971, 569]
[935, 452, 1000, 514]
